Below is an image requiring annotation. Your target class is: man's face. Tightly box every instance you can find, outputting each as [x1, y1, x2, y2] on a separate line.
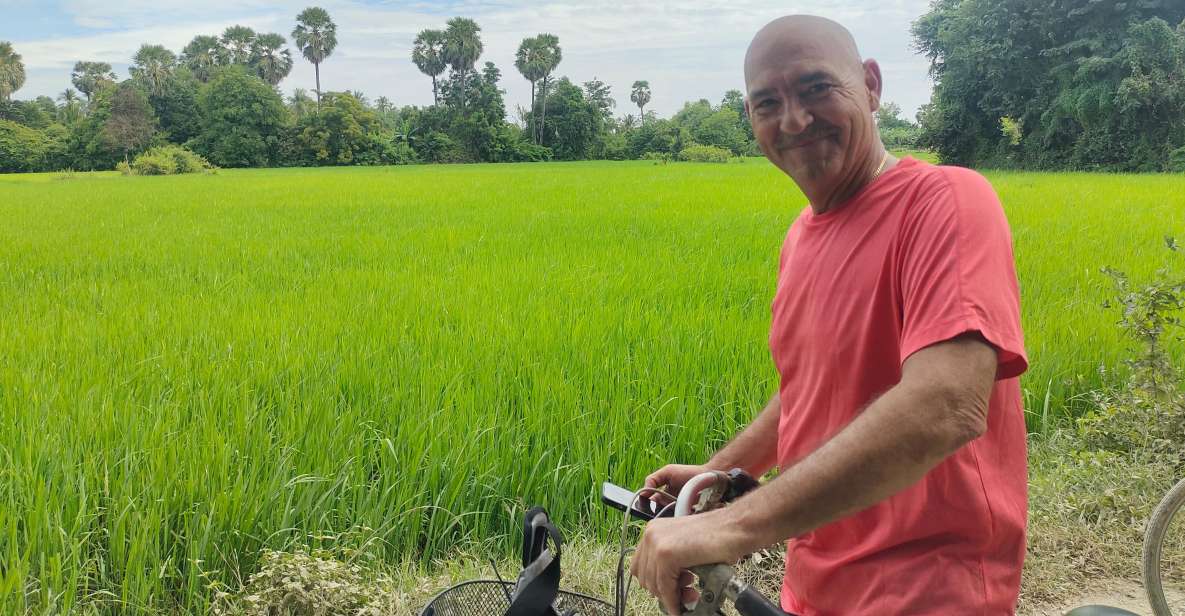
[745, 38, 881, 189]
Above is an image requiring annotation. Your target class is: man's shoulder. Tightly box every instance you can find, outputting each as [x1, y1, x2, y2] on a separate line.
[896, 158, 1002, 216]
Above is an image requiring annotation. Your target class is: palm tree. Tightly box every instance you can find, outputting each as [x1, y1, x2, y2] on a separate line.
[631, 80, 652, 121]
[220, 25, 257, 65]
[288, 88, 315, 119]
[534, 34, 561, 144]
[71, 61, 117, 103]
[130, 44, 177, 97]
[292, 6, 337, 104]
[374, 96, 393, 114]
[250, 33, 293, 86]
[411, 29, 447, 105]
[443, 17, 483, 109]
[515, 36, 548, 144]
[58, 89, 85, 124]
[0, 41, 27, 102]
[181, 35, 223, 82]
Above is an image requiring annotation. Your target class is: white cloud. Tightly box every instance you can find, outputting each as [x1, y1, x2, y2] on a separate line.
[9, 0, 935, 119]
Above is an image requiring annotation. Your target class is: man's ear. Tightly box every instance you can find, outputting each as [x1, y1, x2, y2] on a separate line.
[863, 58, 883, 113]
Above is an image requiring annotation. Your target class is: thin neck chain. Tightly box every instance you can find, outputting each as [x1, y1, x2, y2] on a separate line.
[872, 151, 891, 180]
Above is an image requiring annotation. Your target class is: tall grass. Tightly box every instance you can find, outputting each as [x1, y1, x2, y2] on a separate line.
[0, 160, 1182, 612]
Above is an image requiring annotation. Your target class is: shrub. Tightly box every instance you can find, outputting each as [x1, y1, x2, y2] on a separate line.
[640, 151, 672, 164]
[126, 145, 213, 176]
[130, 150, 177, 175]
[1077, 237, 1185, 463]
[678, 144, 733, 163]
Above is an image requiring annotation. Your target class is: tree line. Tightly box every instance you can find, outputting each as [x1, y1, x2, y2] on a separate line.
[914, 0, 1185, 172]
[0, 7, 925, 173]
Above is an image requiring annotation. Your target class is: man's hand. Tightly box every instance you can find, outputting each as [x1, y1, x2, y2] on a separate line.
[642, 463, 712, 509]
[629, 508, 749, 616]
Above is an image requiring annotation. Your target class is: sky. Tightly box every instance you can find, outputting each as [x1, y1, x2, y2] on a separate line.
[1, 0, 936, 122]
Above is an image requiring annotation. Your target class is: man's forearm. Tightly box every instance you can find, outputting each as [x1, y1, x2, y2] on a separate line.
[706, 392, 780, 477]
[720, 380, 983, 556]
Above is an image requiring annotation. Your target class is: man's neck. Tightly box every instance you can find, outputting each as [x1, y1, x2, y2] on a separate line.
[806, 148, 895, 215]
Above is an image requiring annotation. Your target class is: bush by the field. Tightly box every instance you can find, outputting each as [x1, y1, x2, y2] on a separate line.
[679, 144, 733, 163]
[124, 145, 214, 176]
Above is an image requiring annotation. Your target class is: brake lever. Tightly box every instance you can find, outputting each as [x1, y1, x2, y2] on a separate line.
[683, 563, 736, 616]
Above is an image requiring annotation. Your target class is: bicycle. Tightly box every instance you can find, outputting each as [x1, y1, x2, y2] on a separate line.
[1144, 476, 1185, 616]
[419, 469, 788, 616]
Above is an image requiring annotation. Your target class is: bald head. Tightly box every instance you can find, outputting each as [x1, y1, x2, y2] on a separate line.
[745, 15, 863, 86]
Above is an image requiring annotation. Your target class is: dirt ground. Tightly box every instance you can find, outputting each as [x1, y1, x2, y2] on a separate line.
[1022, 578, 1185, 615]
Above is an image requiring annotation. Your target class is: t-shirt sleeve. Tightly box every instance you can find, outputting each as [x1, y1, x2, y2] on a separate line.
[897, 167, 1028, 380]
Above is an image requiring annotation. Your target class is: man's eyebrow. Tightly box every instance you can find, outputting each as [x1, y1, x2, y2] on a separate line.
[748, 87, 776, 100]
[796, 71, 831, 85]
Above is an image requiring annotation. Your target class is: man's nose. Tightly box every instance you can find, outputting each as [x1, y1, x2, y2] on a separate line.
[779, 100, 812, 135]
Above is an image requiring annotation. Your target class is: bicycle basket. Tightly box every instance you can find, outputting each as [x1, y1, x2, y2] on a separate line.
[419, 506, 614, 616]
[418, 580, 613, 616]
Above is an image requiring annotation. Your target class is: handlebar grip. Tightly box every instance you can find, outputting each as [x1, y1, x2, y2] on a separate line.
[734, 586, 790, 616]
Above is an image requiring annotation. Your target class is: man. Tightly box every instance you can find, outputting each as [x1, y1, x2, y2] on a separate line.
[630, 15, 1028, 616]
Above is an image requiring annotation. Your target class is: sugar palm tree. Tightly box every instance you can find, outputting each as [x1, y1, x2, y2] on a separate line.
[220, 25, 257, 65]
[130, 44, 177, 96]
[292, 6, 337, 104]
[534, 34, 561, 144]
[71, 61, 117, 103]
[443, 17, 482, 109]
[412, 29, 447, 105]
[288, 88, 315, 119]
[0, 41, 26, 102]
[181, 35, 223, 82]
[515, 36, 548, 144]
[631, 80, 652, 121]
[250, 33, 293, 86]
[58, 88, 84, 124]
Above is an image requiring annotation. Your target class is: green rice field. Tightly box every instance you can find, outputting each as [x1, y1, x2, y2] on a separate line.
[1, 159, 1183, 612]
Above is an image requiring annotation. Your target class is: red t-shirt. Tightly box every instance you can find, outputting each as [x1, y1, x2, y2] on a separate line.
[769, 157, 1028, 615]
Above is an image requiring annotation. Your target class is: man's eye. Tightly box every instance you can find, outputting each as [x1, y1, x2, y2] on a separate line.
[806, 83, 832, 96]
[757, 99, 776, 109]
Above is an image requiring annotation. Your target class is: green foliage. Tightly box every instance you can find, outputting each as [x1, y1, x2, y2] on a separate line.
[147, 68, 201, 144]
[536, 77, 596, 160]
[914, 0, 1185, 170]
[877, 103, 921, 150]
[290, 92, 389, 166]
[678, 143, 732, 163]
[0, 119, 61, 172]
[0, 99, 54, 129]
[1078, 238, 1185, 461]
[128, 144, 213, 175]
[692, 108, 746, 154]
[191, 66, 287, 168]
[627, 118, 679, 159]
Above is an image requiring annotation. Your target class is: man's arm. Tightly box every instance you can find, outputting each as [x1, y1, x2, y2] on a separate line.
[721, 334, 996, 552]
[631, 334, 997, 614]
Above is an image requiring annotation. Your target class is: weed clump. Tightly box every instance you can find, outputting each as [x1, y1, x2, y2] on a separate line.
[213, 550, 404, 616]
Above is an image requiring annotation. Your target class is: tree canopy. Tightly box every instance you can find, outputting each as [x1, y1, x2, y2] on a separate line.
[914, 0, 1185, 171]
